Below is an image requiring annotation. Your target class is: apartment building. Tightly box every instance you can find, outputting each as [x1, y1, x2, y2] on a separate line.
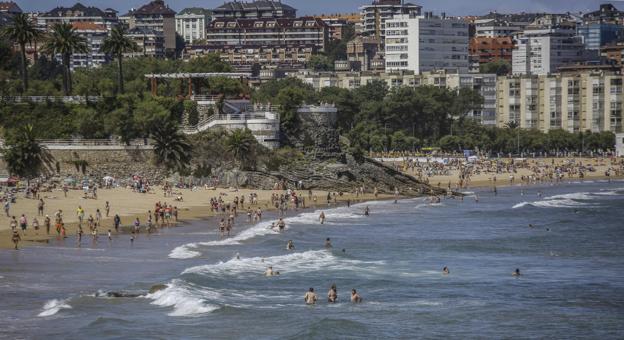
[469, 36, 514, 65]
[212, 0, 296, 19]
[38, 3, 118, 30]
[293, 69, 496, 125]
[359, 0, 421, 40]
[0, 1, 21, 14]
[346, 36, 382, 71]
[472, 18, 521, 38]
[512, 16, 587, 75]
[176, 8, 211, 44]
[578, 4, 624, 51]
[121, 0, 176, 52]
[384, 13, 469, 74]
[125, 27, 165, 58]
[496, 66, 624, 133]
[70, 22, 109, 69]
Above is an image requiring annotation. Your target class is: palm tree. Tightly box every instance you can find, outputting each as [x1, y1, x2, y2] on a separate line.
[151, 120, 193, 175]
[42, 23, 87, 95]
[2, 125, 55, 184]
[100, 25, 137, 93]
[2, 13, 41, 91]
[225, 129, 256, 169]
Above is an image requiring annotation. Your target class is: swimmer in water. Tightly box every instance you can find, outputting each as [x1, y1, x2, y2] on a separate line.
[304, 288, 317, 305]
[277, 218, 286, 231]
[319, 211, 326, 224]
[442, 266, 449, 275]
[351, 289, 362, 303]
[528, 224, 534, 228]
[265, 266, 274, 276]
[325, 237, 332, 248]
[236, 252, 240, 260]
[512, 268, 521, 276]
[327, 284, 337, 303]
[364, 206, 370, 216]
[286, 240, 295, 250]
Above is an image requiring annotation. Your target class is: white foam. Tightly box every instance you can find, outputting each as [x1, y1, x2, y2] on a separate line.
[169, 245, 202, 259]
[512, 202, 531, 209]
[532, 198, 591, 208]
[38, 299, 72, 317]
[183, 249, 383, 277]
[147, 280, 219, 317]
[544, 192, 593, 200]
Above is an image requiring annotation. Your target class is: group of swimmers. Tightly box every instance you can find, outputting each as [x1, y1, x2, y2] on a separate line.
[304, 286, 362, 305]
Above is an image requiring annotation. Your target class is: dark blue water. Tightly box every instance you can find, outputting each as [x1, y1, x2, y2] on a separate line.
[1, 181, 624, 339]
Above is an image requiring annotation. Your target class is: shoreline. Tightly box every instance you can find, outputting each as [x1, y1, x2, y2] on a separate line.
[0, 189, 395, 250]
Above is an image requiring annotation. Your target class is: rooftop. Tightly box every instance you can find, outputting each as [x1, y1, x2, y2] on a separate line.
[177, 7, 212, 16]
[43, 3, 112, 18]
[124, 0, 175, 17]
[0, 1, 21, 14]
[72, 21, 107, 31]
[214, 1, 296, 13]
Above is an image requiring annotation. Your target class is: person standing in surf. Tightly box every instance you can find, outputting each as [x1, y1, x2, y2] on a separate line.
[305, 288, 317, 305]
[328, 284, 337, 303]
[319, 211, 326, 224]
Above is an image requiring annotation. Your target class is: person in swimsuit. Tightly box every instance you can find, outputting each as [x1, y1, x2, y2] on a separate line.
[278, 218, 286, 232]
[325, 238, 332, 248]
[304, 288, 317, 305]
[364, 206, 370, 216]
[327, 284, 337, 303]
[443, 266, 450, 275]
[286, 240, 295, 250]
[11, 230, 20, 250]
[319, 211, 326, 224]
[512, 268, 521, 276]
[265, 266, 275, 277]
[351, 289, 362, 303]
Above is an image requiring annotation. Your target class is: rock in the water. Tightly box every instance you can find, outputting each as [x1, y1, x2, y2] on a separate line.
[149, 284, 168, 294]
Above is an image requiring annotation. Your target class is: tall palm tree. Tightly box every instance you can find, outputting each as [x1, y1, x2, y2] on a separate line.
[225, 129, 256, 169]
[42, 23, 87, 95]
[151, 120, 193, 175]
[2, 13, 41, 91]
[100, 25, 137, 93]
[2, 125, 55, 184]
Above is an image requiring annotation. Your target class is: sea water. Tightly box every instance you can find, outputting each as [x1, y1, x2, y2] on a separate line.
[1, 181, 624, 339]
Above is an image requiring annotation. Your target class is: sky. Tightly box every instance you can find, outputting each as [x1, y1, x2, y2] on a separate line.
[16, 0, 624, 16]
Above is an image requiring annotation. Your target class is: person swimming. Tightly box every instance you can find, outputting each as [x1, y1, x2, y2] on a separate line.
[325, 237, 332, 248]
[327, 284, 337, 303]
[286, 240, 295, 250]
[350, 289, 362, 303]
[265, 266, 275, 276]
[304, 288, 317, 305]
[512, 268, 521, 276]
[442, 266, 450, 275]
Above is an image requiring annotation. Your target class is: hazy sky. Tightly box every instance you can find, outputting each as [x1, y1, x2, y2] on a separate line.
[16, 0, 623, 16]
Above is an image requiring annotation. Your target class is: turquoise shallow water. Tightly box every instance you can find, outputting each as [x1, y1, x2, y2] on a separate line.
[1, 181, 624, 339]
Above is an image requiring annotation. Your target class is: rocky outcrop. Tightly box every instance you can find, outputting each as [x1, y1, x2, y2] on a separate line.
[215, 154, 444, 196]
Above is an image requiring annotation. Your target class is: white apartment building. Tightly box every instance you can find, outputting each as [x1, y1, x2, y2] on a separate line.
[473, 18, 521, 37]
[359, 0, 421, 40]
[70, 22, 109, 69]
[512, 27, 586, 75]
[497, 68, 624, 133]
[175, 8, 210, 44]
[385, 14, 469, 74]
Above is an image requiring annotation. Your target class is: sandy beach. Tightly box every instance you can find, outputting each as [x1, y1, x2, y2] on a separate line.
[389, 157, 624, 189]
[0, 186, 389, 249]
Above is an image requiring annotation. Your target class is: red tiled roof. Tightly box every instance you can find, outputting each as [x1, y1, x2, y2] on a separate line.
[72, 21, 107, 31]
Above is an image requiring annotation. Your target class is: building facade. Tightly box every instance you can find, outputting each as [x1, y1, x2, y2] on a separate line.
[38, 3, 118, 30]
[0, 1, 22, 14]
[385, 14, 469, 74]
[512, 26, 586, 75]
[121, 0, 176, 52]
[70, 22, 109, 69]
[578, 23, 624, 51]
[359, 0, 421, 40]
[472, 18, 521, 38]
[125, 27, 165, 58]
[496, 68, 624, 133]
[175, 8, 211, 44]
[601, 42, 624, 65]
[293, 69, 496, 125]
[346, 36, 382, 71]
[469, 36, 514, 66]
[212, 0, 296, 20]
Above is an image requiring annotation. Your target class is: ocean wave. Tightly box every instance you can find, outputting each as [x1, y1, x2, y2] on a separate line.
[544, 192, 593, 200]
[182, 249, 383, 277]
[513, 198, 593, 209]
[38, 299, 72, 317]
[146, 279, 220, 317]
[169, 244, 202, 259]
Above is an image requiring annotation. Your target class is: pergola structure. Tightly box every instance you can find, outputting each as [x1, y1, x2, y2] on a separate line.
[144, 73, 252, 97]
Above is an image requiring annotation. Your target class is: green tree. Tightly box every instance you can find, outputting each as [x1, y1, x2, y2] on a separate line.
[2, 13, 41, 91]
[308, 54, 333, 71]
[225, 128, 257, 170]
[100, 25, 138, 93]
[2, 125, 55, 182]
[480, 59, 511, 76]
[42, 23, 88, 95]
[151, 119, 193, 174]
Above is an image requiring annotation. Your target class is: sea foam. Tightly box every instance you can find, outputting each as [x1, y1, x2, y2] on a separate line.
[38, 299, 72, 317]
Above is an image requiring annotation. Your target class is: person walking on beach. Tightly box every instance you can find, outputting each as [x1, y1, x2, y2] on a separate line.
[113, 214, 121, 232]
[77, 206, 85, 227]
[37, 199, 45, 216]
[11, 230, 21, 250]
[9, 216, 17, 231]
[105, 201, 110, 217]
[319, 211, 326, 224]
[44, 215, 51, 235]
[351, 289, 362, 303]
[19, 214, 27, 234]
[328, 284, 337, 303]
[304, 288, 317, 305]
[4, 201, 10, 217]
